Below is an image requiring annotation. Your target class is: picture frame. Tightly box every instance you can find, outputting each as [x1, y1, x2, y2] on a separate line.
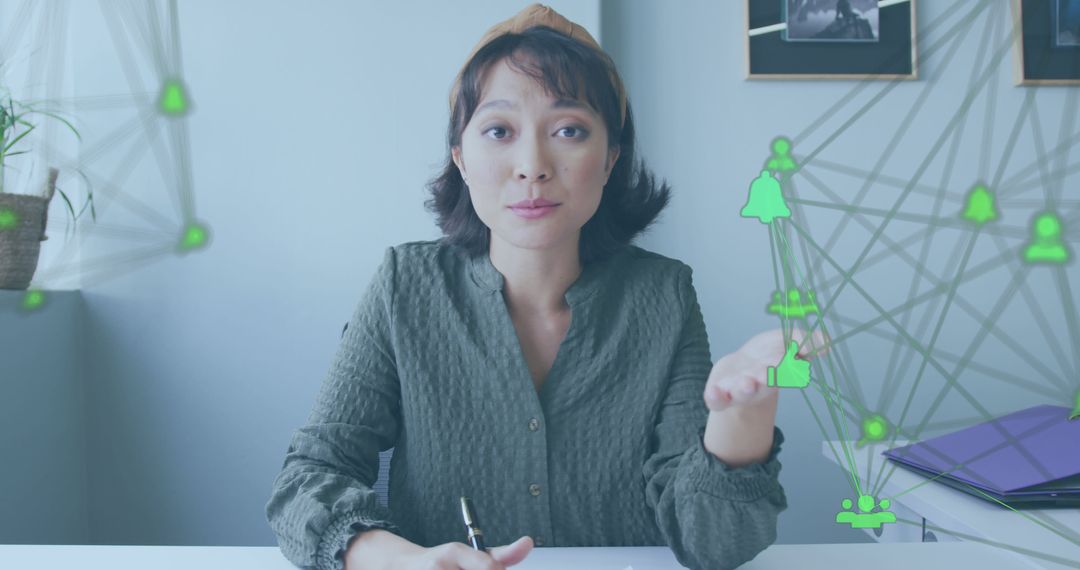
[746, 0, 918, 80]
[1012, 0, 1080, 85]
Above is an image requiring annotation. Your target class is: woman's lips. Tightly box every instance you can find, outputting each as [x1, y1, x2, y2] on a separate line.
[509, 204, 560, 219]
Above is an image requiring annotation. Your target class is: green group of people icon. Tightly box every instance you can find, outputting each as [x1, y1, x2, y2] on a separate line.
[767, 288, 819, 318]
[765, 136, 797, 174]
[836, 494, 896, 529]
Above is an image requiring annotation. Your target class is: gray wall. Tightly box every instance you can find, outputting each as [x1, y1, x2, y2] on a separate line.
[1, 0, 1077, 551]
[66, 0, 600, 547]
[601, 0, 1078, 545]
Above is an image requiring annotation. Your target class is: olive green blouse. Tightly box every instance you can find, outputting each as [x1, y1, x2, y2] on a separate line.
[265, 239, 787, 570]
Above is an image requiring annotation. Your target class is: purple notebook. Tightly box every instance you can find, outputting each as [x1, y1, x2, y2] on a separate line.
[883, 405, 1080, 499]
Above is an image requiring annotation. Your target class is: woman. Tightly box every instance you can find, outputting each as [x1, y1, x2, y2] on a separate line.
[265, 4, 826, 570]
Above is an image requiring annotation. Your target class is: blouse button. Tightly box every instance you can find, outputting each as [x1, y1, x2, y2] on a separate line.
[528, 418, 540, 431]
[529, 483, 541, 496]
[534, 536, 545, 546]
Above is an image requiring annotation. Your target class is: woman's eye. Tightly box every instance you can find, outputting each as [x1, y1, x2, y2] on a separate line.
[482, 124, 588, 140]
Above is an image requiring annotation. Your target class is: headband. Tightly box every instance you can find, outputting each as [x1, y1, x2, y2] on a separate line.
[448, 3, 627, 130]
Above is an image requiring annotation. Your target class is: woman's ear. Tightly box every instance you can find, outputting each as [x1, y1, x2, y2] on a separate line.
[452, 146, 468, 181]
[605, 145, 621, 177]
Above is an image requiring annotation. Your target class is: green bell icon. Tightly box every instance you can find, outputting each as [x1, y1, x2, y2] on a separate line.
[962, 184, 997, 225]
[741, 170, 791, 224]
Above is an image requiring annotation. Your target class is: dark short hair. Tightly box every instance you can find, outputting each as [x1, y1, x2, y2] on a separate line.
[423, 26, 671, 265]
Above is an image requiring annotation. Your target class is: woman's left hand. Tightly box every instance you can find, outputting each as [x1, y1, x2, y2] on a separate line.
[703, 327, 831, 413]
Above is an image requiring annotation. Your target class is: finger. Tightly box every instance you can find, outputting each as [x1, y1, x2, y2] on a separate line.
[733, 349, 774, 375]
[791, 328, 830, 358]
[706, 375, 760, 410]
[731, 376, 762, 403]
[489, 536, 533, 566]
[450, 542, 506, 570]
[741, 329, 785, 358]
[704, 381, 734, 411]
[741, 329, 797, 363]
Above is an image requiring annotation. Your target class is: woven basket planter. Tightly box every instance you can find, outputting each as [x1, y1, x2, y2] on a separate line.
[0, 169, 57, 290]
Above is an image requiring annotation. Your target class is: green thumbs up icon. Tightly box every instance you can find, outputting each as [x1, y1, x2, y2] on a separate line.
[766, 341, 812, 389]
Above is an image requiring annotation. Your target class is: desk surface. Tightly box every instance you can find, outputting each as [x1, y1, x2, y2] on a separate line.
[823, 440, 1080, 570]
[0, 542, 1033, 570]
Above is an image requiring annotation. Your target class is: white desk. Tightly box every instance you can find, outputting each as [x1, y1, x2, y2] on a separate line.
[0, 542, 1031, 570]
[823, 440, 1080, 569]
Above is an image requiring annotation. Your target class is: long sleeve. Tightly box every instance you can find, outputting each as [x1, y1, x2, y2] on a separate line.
[265, 246, 405, 570]
[641, 264, 788, 570]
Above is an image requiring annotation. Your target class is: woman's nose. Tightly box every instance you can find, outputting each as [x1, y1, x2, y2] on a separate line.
[512, 131, 552, 181]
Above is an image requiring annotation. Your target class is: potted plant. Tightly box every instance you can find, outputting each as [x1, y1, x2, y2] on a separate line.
[0, 90, 96, 290]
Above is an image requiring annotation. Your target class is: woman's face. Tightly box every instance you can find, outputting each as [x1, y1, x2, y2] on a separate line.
[452, 56, 620, 254]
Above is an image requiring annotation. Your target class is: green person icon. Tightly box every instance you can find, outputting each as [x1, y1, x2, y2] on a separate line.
[740, 171, 791, 224]
[765, 136, 797, 174]
[1023, 212, 1069, 264]
[766, 340, 811, 389]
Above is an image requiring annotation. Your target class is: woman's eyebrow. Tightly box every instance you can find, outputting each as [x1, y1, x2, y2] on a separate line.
[475, 98, 593, 116]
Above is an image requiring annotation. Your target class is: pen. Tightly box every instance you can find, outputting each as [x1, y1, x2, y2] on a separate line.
[460, 496, 486, 551]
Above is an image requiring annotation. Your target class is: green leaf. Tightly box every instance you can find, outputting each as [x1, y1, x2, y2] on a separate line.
[3, 123, 35, 153]
[26, 109, 80, 141]
[71, 169, 98, 222]
[88, 189, 97, 221]
[57, 187, 77, 228]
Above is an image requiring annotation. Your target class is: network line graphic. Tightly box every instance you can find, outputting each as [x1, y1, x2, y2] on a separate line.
[743, 0, 1079, 566]
[0, 0, 207, 312]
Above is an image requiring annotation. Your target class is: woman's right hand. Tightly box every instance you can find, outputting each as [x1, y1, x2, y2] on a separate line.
[400, 535, 535, 570]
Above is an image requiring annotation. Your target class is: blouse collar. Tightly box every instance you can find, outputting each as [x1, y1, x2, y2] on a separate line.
[465, 242, 629, 308]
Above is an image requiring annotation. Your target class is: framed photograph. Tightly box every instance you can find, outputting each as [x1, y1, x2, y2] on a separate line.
[1013, 0, 1080, 84]
[785, 0, 880, 43]
[746, 0, 918, 80]
[1059, 0, 1080, 46]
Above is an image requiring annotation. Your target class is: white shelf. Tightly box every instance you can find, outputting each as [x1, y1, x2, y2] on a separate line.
[823, 440, 1080, 570]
